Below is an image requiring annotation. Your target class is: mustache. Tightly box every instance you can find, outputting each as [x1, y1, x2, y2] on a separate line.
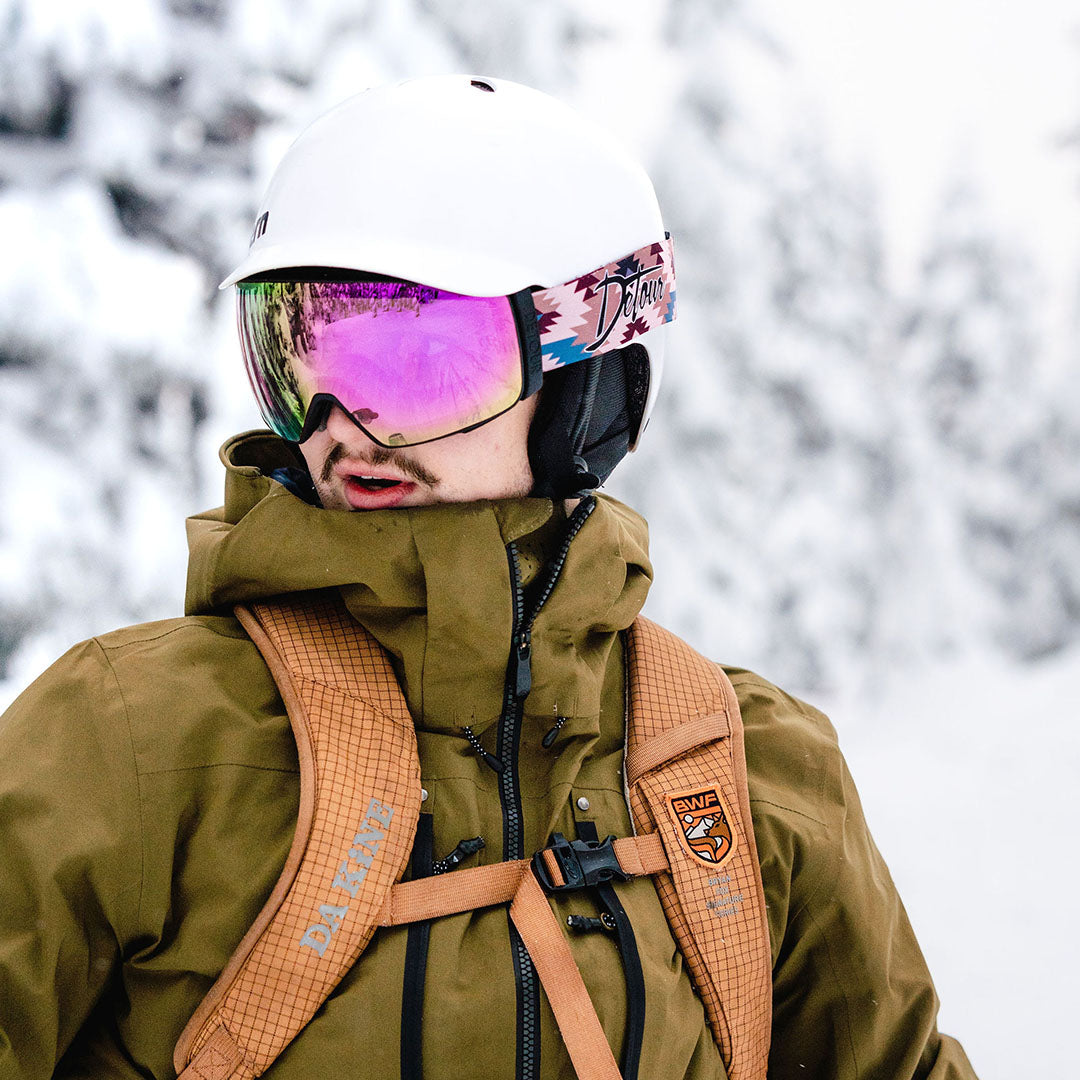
[320, 440, 439, 487]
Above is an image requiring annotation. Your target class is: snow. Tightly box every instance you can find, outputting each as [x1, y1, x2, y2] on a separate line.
[819, 644, 1080, 1077]
[1, 0, 168, 81]
[754, 0, 1080, 291]
[0, 181, 204, 372]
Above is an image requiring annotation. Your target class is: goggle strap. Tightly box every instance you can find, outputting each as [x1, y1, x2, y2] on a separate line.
[508, 287, 544, 399]
[532, 235, 676, 373]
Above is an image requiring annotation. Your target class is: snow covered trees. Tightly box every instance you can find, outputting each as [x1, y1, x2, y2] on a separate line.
[1, 0, 1077, 701]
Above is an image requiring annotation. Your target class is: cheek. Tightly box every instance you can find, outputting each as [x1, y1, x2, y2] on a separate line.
[420, 426, 532, 498]
[298, 433, 333, 481]
[475, 425, 535, 494]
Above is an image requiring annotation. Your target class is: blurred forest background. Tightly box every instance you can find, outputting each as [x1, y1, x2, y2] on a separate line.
[1, 1, 1077, 1075]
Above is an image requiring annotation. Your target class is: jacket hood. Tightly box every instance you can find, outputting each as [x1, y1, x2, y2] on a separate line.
[185, 431, 652, 736]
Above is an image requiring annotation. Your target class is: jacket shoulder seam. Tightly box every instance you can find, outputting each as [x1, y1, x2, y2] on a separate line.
[90, 636, 147, 939]
[98, 618, 245, 654]
[794, 886, 860, 1074]
[749, 796, 828, 829]
[138, 762, 300, 778]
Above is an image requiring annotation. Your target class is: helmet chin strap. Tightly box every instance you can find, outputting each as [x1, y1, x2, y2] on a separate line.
[558, 354, 605, 499]
[528, 348, 642, 501]
[569, 354, 603, 456]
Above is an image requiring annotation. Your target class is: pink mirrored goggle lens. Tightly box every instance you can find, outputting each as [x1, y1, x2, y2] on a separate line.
[237, 281, 525, 446]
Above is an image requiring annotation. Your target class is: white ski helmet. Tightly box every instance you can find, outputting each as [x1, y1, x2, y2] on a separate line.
[222, 75, 673, 496]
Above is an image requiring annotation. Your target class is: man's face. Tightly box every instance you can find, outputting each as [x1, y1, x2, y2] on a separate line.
[298, 395, 540, 510]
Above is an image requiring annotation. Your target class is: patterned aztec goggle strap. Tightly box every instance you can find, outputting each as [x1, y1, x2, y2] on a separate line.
[531, 234, 676, 371]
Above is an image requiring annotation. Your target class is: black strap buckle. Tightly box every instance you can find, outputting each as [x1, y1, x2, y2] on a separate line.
[532, 833, 630, 893]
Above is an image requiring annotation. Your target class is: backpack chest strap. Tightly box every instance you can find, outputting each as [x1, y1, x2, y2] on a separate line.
[376, 832, 669, 926]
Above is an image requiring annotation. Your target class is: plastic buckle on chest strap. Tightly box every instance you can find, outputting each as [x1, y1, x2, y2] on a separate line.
[532, 833, 631, 893]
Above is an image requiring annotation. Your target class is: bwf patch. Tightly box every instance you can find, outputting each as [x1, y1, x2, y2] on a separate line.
[667, 785, 736, 867]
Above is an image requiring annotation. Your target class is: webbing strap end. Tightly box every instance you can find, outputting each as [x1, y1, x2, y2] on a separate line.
[510, 868, 624, 1080]
[178, 1025, 246, 1080]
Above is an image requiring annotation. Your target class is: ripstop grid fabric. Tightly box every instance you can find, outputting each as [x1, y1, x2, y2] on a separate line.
[625, 617, 772, 1080]
[178, 591, 420, 1077]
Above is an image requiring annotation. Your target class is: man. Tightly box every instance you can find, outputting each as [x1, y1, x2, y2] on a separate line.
[0, 76, 977, 1079]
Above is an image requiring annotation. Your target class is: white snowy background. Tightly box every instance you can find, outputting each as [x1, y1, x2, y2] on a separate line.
[1, 1, 1077, 1075]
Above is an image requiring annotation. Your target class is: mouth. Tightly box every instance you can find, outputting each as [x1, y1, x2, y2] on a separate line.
[339, 471, 417, 509]
[351, 475, 402, 491]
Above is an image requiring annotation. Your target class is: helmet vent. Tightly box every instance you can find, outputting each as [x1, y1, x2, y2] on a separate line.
[470, 79, 495, 92]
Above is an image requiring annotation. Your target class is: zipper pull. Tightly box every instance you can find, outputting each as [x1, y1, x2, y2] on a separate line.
[512, 629, 532, 700]
[433, 835, 486, 875]
[542, 714, 566, 749]
[566, 913, 617, 933]
[462, 725, 504, 773]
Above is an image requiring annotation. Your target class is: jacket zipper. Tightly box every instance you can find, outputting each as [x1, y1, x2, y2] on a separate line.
[495, 497, 597, 1080]
[498, 542, 539, 1080]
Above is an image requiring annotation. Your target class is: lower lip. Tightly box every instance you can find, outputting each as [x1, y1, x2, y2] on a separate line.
[342, 478, 417, 510]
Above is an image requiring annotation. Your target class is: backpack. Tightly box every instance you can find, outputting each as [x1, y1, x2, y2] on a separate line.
[172, 590, 771, 1080]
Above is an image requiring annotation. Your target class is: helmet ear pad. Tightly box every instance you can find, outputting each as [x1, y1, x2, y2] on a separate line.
[528, 344, 650, 499]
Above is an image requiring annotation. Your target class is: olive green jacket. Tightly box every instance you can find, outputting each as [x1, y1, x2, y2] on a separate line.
[0, 432, 977, 1079]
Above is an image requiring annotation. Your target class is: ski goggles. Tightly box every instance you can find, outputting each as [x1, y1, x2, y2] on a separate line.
[237, 234, 676, 447]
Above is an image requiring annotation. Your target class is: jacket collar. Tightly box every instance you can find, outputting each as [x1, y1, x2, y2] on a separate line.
[186, 431, 652, 736]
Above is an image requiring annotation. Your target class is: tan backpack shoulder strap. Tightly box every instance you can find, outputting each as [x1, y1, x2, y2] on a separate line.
[624, 616, 772, 1080]
[173, 590, 421, 1080]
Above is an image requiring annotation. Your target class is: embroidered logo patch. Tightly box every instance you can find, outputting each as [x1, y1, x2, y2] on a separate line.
[667, 785, 736, 867]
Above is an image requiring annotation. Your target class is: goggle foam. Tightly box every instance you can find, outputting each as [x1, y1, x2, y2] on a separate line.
[238, 235, 676, 447]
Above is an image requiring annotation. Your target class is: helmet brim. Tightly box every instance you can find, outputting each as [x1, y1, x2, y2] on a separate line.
[221, 238, 544, 297]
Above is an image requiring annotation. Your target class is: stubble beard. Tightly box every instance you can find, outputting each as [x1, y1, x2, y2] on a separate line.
[314, 440, 441, 510]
